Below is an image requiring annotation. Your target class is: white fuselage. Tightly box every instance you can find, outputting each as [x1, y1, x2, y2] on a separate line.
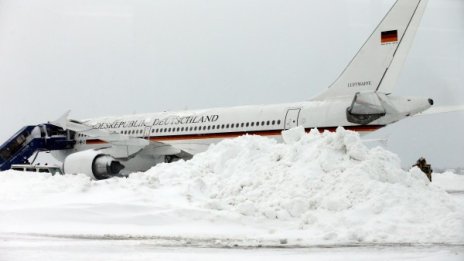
[52, 94, 432, 173]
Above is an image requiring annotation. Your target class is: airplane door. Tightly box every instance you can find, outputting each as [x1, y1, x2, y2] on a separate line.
[143, 126, 151, 139]
[284, 108, 301, 129]
[143, 118, 153, 139]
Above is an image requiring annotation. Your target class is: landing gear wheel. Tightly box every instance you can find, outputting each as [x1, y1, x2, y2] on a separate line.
[164, 155, 179, 163]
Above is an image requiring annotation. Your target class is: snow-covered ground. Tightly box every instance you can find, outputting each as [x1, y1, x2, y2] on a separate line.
[0, 128, 463, 260]
[1, 233, 463, 261]
[433, 171, 464, 192]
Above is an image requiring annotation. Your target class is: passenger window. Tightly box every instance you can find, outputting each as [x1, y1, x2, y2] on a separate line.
[246, 123, 249, 127]
[256, 122, 260, 126]
[277, 120, 281, 125]
[251, 122, 254, 127]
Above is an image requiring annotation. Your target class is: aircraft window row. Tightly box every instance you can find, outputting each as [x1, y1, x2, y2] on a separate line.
[121, 129, 143, 135]
[150, 120, 281, 134]
[79, 120, 282, 138]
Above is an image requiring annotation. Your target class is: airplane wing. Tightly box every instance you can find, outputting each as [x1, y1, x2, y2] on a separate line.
[50, 111, 149, 147]
[49, 111, 184, 158]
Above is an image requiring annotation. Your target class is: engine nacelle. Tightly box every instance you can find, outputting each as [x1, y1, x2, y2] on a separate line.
[63, 150, 125, 180]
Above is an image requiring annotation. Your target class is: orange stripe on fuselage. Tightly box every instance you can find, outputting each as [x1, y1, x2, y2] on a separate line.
[85, 139, 107, 145]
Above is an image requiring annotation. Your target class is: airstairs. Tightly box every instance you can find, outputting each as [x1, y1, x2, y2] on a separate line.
[0, 124, 75, 171]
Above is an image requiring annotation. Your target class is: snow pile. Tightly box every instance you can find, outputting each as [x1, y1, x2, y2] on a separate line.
[147, 127, 463, 243]
[432, 171, 464, 192]
[0, 127, 463, 245]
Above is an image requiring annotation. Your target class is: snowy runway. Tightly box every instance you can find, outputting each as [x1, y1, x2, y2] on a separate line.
[1, 233, 463, 261]
[1, 129, 463, 260]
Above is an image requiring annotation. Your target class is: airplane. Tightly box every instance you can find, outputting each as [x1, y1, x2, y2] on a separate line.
[2, 0, 434, 179]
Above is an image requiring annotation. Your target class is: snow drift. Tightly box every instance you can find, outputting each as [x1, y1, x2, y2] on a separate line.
[0, 127, 463, 245]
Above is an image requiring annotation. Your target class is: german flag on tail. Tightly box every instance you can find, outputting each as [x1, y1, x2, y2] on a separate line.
[381, 30, 398, 44]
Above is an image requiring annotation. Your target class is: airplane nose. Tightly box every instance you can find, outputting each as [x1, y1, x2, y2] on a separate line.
[428, 98, 434, 105]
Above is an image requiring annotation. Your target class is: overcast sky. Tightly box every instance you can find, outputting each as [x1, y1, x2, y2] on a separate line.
[0, 0, 462, 168]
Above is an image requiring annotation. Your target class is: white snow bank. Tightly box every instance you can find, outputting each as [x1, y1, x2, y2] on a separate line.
[432, 171, 464, 192]
[0, 128, 463, 245]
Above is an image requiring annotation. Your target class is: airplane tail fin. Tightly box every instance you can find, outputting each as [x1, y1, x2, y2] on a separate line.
[312, 0, 428, 100]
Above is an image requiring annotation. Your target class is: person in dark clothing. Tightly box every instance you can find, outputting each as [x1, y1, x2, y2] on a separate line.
[413, 157, 433, 182]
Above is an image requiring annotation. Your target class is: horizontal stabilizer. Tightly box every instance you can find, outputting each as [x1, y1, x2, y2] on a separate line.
[415, 105, 464, 116]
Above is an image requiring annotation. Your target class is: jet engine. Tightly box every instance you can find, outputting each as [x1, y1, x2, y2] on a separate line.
[63, 150, 125, 180]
